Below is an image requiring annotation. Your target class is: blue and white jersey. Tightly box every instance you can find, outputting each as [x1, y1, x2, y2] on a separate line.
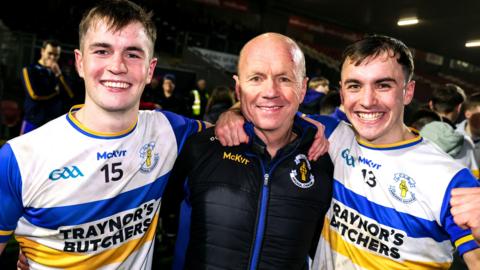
[313, 120, 479, 270]
[0, 106, 204, 269]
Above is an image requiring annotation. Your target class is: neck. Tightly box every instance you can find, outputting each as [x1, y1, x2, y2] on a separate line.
[74, 104, 138, 134]
[254, 125, 296, 158]
[438, 112, 455, 123]
[361, 124, 415, 145]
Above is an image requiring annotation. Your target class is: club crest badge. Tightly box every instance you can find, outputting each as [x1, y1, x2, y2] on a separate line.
[290, 154, 315, 189]
[388, 173, 416, 204]
[139, 142, 159, 173]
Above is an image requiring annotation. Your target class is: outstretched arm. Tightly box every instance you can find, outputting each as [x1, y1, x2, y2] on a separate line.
[214, 104, 328, 160]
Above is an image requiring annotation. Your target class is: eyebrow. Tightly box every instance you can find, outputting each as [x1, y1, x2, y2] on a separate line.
[88, 43, 145, 54]
[344, 77, 397, 84]
[375, 77, 397, 84]
[89, 42, 111, 49]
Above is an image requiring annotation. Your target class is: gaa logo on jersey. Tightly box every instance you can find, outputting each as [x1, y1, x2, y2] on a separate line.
[388, 173, 416, 204]
[341, 148, 355, 167]
[139, 142, 159, 173]
[49, 166, 84, 181]
[290, 154, 315, 189]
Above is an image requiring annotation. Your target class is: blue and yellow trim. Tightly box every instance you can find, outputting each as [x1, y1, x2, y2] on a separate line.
[455, 234, 475, 248]
[357, 134, 423, 150]
[67, 105, 137, 139]
[0, 230, 13, 242]
[196, 120, 204, 132]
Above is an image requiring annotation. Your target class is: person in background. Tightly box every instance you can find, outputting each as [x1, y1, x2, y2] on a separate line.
[429, 83, 466, 128]
[158, 73, 189, 116]
[420, 121, 479, 178]
[140, 74, 161, 110]
[299, 76, 330, 114]
[189, 78, 209, 119]
[409, 108, 441, 131]
[457, 92, 480, 168]
[202, 85, 235, 123]
[20, 39, 75, 134]
[318, 90, 349, 123]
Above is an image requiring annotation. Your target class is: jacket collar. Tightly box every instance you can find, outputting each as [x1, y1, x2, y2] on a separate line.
[243, 115, 317, 158]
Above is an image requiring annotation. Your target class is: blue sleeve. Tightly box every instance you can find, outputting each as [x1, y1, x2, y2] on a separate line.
[0, 144, 24, 243]
[171, 180, 192, 270]
[295, 112, 340, 139]
[160, 110, 206, 154]
[440, 168, 480, 256]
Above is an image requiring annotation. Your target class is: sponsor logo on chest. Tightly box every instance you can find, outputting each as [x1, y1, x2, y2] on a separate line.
[223, 152, 250, 165]
[96, 150, 127, 160]
[341, 148, 382, 170]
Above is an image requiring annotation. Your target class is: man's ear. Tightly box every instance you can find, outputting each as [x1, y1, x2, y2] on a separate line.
[233, 75, 241, 100]
[74, 49, 84, 79]
[145, 58, 158, 84]
[403, 80, 416, 105]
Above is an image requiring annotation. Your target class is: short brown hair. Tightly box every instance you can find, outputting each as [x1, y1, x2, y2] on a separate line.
[341, 35, 414, 82]
[78, 0, 156, 53]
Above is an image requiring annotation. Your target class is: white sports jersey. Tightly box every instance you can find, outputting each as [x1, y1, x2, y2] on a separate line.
[0, 106, 204, 269]
[313, 120, 479, 270]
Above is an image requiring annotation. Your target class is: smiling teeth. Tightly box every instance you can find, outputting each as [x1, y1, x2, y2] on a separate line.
[103, 81, 129, 89]
[358, 112, 383, 120]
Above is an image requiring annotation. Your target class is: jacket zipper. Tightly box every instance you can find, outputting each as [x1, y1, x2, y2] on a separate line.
[248, 172, 270, 270]
[247, 149, 299, 270]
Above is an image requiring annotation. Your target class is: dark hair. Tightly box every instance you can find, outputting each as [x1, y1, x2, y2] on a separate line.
[42, 39, 60, 49]
[430, 83, 466, 113]
[409, 109, 441, 131]
[341, 35, 414, 82]
[163, 74, 176, 84]
[78, 0, 156, 52]
[205, 86, 235, 114]
[319, 90, 341, 115]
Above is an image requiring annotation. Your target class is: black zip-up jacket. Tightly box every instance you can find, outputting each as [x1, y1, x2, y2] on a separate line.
[164, 117, 334, 270]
